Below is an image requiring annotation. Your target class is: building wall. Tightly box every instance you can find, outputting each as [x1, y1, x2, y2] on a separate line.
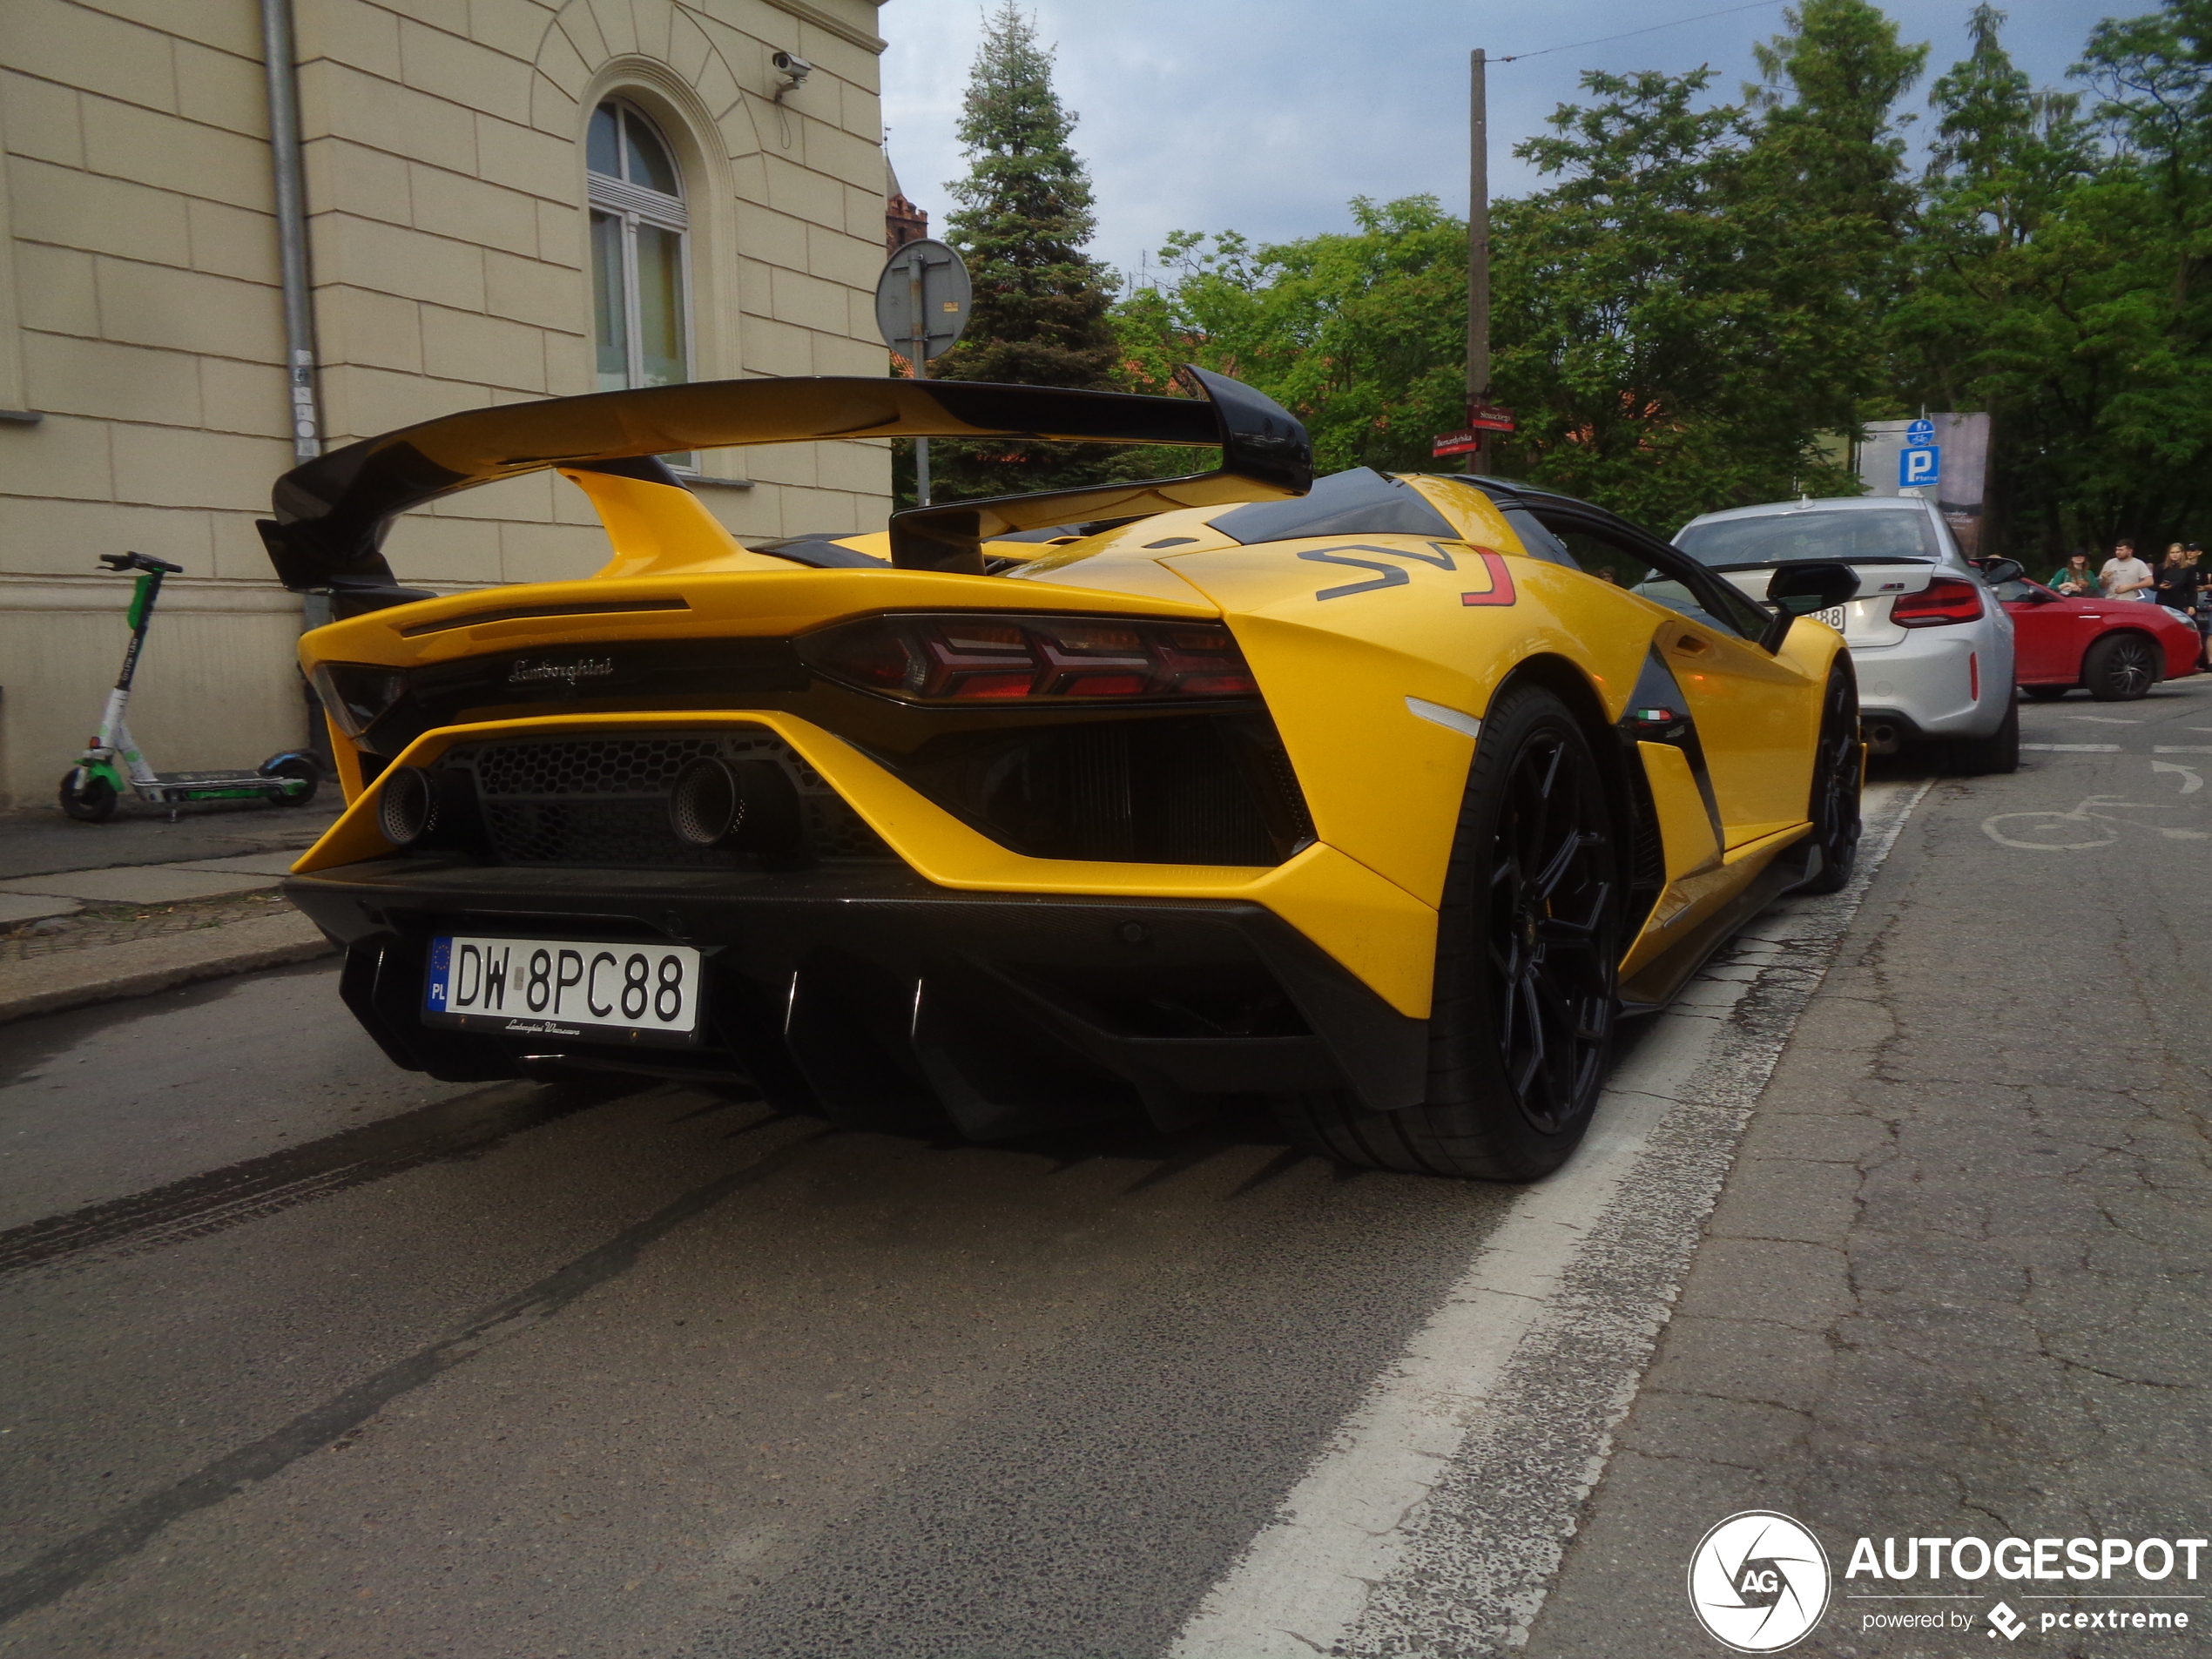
[0, 0, 891, 810]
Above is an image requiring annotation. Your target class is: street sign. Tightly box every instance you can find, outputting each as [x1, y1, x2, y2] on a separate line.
[1434, 401, 1515, 456]
[874, 239, 970, 365]
[1904, 417, 1936, 447]
[1899, 444, 1940, 488]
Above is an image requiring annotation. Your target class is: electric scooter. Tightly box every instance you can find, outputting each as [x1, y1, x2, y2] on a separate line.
[57, 552, 322, 823]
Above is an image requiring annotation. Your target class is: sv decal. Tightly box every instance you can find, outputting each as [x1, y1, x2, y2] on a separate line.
[1459, 549, 1518, 607]
[1299, 542, 1460, 602]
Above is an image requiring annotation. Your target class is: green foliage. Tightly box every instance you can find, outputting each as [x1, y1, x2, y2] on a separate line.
[1111, 199, 1469, 476]
[1891, 0, 2210, 551]
[924, 2, 1125, 502]
[1105, 0, 2212, 556]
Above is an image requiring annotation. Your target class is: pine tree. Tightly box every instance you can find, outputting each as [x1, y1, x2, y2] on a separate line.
[927, 3, 1126, 502]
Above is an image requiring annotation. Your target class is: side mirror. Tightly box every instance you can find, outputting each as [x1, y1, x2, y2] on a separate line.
[1761, 561, 1859, 651]
[1979, 557, 2025, 584]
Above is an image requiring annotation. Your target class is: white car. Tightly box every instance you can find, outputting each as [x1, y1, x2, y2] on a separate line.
[1674, 496, 2019, 773]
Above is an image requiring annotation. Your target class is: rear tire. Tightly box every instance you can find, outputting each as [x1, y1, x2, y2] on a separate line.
[2085, 632, 2159, 701]
[1272, 685, 1622, 1180]
[2022, 685, 2068, 701]
[1797, 662, 1863, 893]
[1949, 696, 2020, 775]
[57, 771, 118, 823]
[263, 756, 320, 808]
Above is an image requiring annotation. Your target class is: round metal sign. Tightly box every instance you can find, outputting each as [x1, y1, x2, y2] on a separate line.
[875, 239, 971, 365]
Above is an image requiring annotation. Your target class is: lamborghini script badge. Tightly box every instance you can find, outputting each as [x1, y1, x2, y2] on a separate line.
[509, 657, 615, 686]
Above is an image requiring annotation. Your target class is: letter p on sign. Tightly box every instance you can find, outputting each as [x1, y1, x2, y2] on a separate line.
[1899, 444, 1940, 488]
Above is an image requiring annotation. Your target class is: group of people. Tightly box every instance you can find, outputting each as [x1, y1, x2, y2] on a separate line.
[2048, 540, 2212, 658]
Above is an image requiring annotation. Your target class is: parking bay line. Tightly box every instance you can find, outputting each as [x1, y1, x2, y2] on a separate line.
[1168, 779, 1932, 1659]
[2024, 743, 2121, 752]
[2153, 745, 2212, 754]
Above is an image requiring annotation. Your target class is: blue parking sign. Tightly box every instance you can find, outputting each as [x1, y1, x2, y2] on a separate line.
[1899, 444, 1940, 488]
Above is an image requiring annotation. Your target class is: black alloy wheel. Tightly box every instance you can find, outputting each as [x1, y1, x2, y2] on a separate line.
[1482, 712, 1620, 1134]
[2084, 632, 2159, 701]
[1797, 664, 1863, 893]
[1273, 684, 1623, 1180]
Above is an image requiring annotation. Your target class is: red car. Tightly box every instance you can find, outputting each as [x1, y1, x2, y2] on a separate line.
[1996, 577, 2202, 700]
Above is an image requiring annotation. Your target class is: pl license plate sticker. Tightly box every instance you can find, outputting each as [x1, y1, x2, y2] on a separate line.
[423, 935, 703, 1046]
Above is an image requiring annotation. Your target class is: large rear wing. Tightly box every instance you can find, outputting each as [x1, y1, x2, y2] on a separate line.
[260, 365, 1309, 592]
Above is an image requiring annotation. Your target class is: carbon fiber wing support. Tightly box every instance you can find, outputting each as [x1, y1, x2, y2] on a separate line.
[258, 366, 1310, 591]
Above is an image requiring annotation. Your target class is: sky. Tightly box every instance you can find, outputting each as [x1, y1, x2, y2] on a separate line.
[879, 0, 2116, 286]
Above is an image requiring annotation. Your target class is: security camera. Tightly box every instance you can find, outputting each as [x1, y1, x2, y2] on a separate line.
[772, 51, 812, 92]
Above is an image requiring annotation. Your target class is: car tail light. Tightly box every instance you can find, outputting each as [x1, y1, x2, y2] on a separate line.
[311, 663, 408, 736]
[1890, 578, 1985, 628]
[799, 613, 1260, 702]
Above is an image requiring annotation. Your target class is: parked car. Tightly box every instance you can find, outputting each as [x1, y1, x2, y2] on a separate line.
[261, 370, 1863, 1183]
[1674, 496, 2018, 773]
[1992, 577, 2201, 700]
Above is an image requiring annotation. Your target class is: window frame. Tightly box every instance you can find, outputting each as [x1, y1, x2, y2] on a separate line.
[1509, 490, 1774, 642]
[586, 99, 694, 401]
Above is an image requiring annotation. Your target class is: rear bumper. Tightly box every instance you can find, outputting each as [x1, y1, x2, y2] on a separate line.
[284, 858, 1428, 1139]
[1851, 626, 2012, 738]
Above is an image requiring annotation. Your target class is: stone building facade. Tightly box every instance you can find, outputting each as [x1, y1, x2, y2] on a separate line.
[0, 0, 893, 810]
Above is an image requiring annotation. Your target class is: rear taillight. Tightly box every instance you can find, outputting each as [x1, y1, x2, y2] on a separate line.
[310, 663, 408, 737]
[800, 613, 1260, 702]
[1890, 578, 1985, 628]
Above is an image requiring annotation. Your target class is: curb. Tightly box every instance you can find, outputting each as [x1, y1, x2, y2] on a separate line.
[0, 912, 337, 1025]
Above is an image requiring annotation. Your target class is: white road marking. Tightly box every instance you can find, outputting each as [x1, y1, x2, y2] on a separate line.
[2024, 743, 2121, 752]
[2062, 714, 2141, 723]
[2153, 745, 2212, 754]
[2154, 760, 2204, 795]
[1169, 781, 1932, 1659]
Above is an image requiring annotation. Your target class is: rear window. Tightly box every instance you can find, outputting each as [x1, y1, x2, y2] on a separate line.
[1676, 508, 1941, 569]
[1208, 467, 1456, 545]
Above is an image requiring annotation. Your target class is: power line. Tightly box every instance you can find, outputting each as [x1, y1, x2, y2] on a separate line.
[1496, 0, 1787, 64]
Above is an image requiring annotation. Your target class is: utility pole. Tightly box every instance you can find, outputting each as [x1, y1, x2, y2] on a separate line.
[1432, 46, 1513, 470]
[1467, 47, 1490, 476]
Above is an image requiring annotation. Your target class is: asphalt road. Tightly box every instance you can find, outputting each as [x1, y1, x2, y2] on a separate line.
[1, 685, 2205, 1658]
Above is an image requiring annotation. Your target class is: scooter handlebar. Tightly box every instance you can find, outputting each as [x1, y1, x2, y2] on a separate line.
[99, 551, 185, 575]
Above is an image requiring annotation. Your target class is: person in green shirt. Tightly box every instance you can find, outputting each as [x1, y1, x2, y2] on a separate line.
[2048, 551, 2096, 596]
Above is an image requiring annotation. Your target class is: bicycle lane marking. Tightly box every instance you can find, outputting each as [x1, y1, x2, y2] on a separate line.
[1166, 779, 1931, 1659]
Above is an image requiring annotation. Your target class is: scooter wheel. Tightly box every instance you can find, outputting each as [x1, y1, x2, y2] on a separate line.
[263, 756, 320, 808]
[59, 772, 118, 823]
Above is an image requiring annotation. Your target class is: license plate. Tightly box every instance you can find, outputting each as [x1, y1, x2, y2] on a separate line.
[1814, 606, 1847, 632]
[423, 934, 703, 1046]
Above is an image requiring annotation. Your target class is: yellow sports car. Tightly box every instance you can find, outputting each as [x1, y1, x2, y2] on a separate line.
[266, 368, 1862, 1181]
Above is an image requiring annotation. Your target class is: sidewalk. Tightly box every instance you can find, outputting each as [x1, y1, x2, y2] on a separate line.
[0, 799, 345, 1022]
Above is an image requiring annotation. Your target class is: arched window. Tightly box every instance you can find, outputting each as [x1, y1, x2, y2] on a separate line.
[586, 100, 689, 393]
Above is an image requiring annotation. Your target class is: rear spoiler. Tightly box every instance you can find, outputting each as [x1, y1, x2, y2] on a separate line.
[259, 366, 1309, 592]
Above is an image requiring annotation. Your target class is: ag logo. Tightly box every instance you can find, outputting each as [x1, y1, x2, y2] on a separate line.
[1687, 1510, 1831, 1651]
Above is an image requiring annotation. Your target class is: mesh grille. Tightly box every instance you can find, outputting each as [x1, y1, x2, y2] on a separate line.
[445, 731, 892, 868]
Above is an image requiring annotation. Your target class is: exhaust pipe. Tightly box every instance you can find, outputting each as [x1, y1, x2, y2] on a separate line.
[1864, 720, 1902, 756]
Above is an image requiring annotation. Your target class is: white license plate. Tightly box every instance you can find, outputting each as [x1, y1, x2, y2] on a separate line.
[423, 934, 703, 1046]
[1814, 606, 1848, 632]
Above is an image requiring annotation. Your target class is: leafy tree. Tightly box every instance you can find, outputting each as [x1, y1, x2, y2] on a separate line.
[1486, 67, 1862, 530]
[1111, 198, 1468, 475]
[922, 2, 1124, 502]
[1889, 2, 2209, 554]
